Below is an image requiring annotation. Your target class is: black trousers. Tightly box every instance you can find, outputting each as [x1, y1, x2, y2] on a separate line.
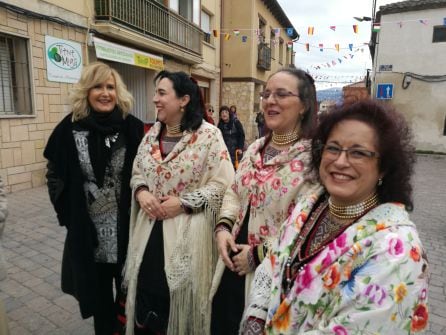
[211, 220, 248, 335]
[93, 262, 121, 335]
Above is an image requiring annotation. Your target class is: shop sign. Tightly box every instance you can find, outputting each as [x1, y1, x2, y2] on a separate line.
[45, 35, 82, 83]
[94, 37, 164, 71]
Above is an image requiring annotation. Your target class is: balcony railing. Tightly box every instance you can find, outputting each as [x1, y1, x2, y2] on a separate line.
[257, 43, 271, 70]
[95, 0, 202, 55]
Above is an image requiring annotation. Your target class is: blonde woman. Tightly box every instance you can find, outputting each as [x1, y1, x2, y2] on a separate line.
[44, 62, 144, 334]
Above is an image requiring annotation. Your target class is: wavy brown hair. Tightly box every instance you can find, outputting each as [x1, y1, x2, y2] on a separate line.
[70, 62, 133, 121]
[311, 99, 416, 211]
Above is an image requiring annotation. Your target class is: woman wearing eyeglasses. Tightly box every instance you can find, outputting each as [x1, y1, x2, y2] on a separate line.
[241, 99, 429, 335]
[210, 68, 320, 334]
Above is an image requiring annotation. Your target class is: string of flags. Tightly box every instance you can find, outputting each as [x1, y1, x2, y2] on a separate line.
[208, 17, 437, 42]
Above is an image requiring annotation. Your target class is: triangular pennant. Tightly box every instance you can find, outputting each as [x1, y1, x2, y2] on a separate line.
[419, 19, 428, 25]
[348, 43, 353, 51]
[213, 30, 219, 38]
[372, 23, 381, 32]
[330, 26, 336, 31]
[233, 29, 240, 36]
[224, 33, 231, 40]
[319, 43, 323, 51]
[338, 58, 342, 63]
[308, 26, 314, 35]
[305, 43, 310, 51]
[287, 41, 293, 49]
[398, 22, 403, 28]
[335, 44, 340, 52]
[242, 35, 248, 43]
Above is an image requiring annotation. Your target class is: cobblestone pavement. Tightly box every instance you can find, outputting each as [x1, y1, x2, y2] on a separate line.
[0, 154, 445, 334]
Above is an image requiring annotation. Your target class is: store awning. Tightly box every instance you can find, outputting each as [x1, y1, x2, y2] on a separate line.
[93, 37, 164, 71]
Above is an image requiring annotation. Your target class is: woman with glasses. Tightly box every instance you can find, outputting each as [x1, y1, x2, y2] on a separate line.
[241, 99, 429, 334]
[210, 68, 320, 334]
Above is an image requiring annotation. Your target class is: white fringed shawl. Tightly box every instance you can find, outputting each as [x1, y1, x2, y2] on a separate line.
[123, 121, 234, 335]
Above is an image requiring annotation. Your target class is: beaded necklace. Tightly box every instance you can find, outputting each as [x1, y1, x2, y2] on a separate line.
[329, 193, 379, 219]
[166, 123, 182, 136]
[271, 129, 299, 146]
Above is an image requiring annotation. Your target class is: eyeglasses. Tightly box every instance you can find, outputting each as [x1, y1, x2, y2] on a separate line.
[322, 144, 379, 162]
[259, 90, 300, 101]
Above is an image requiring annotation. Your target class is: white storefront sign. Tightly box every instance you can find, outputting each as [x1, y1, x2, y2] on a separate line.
[45, 35, 83, 83]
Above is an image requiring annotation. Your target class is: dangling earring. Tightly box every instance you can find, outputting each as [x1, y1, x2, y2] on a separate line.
[180, 106, 185, 113]
[377, 178, 383, 186]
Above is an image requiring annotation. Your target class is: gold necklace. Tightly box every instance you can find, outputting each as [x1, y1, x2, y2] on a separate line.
[166, 123, 182, 135]
[271, 130, 299, 146]
[328, 193, 379, 220]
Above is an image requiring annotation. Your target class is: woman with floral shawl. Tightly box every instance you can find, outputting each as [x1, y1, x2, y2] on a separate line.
[241, 100, 429, 334]
[122, 71, 234, 335]
[210, 69, 320, 334]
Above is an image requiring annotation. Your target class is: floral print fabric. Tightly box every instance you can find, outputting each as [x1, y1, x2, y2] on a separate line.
[245, 191, 429, 335]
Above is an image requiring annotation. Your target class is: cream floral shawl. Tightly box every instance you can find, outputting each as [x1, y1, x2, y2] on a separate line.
[123, 121, 234, 335]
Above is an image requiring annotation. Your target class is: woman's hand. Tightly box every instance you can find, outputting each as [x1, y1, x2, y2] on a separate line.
[159, 195, 184, 219]
[232, 244, 252, 276]
[215, 230, 238, 271]
[136, 190, 166, 220]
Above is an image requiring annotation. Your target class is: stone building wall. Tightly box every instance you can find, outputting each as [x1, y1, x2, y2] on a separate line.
[0, 7, 87, 192]
[222, 81, 258, 144]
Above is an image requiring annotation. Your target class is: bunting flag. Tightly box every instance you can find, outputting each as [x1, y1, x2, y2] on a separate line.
[233, 29, 240, 36]
[305, 43, 310, 51]
[335, 44, 340, 52]
[348, 43, 353, 51]
[372, 23, 381, 32]
[287, 41, 293, 49]
[308, 26, 314, 35]
[338, 58, 342, 63]
[224, 33, 231, 40]
[286, 28, 294, 37]
[330, 26, 336, 31]
[419, 19, 428, 25]
[332, 60, 336, 66]
[274, 28, 280, 37]
[213, 30, 219, 37]
[353, 25, 359, 33]
[242, 35, 248, 43]
[319, 43, 323, 51]
[398, 22, 403, 28]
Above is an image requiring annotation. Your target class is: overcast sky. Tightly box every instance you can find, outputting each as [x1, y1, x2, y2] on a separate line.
[278, 0, 394, 89]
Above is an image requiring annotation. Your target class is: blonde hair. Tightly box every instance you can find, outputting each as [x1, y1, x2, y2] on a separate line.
[70, 62, 134, 121]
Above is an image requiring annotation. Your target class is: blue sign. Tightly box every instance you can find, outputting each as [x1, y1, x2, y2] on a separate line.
[376, 83, 393, 99]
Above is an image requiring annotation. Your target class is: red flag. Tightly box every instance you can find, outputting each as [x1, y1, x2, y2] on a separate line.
[305, 43, 309, 51]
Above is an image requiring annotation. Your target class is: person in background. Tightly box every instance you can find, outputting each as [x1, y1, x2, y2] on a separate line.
[205, 103, 215, 125]
[255, 109, 265, 138]
[242, 99, 429, 334]
[210, 68, 319, 335]
[229, 105, 238, 119]
[122, 71, 234, 335]
[0, 176, 9, 335]
[217, 105, 245, 168]
[44, 62, 145, 335]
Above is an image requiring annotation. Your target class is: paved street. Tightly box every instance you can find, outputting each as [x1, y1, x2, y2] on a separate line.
[1, 154, 445, 334]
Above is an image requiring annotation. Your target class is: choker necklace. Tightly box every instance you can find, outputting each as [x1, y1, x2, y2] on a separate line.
[271, 130, 299, 146]
[329, 193, 379, 220]
[166, 124, 182, 135]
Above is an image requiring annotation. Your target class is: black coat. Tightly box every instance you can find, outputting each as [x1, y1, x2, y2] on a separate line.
[218, 118, 245, 164]
[43, 113, 144, 318]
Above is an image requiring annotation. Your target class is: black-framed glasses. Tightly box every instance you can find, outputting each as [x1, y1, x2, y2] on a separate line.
[259, 90, 300, 101]
[322, 144, 379, 162]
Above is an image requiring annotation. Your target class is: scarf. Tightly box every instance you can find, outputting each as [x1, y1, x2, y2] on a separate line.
[76, 107, 125, 187]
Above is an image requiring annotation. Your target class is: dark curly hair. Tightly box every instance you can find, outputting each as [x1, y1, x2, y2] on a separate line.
[311, 99, 415, 211]
[154, 70, 204, 131]
[269, 68, 317, 139]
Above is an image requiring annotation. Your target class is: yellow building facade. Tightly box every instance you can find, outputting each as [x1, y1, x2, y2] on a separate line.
[221, 0, 297, 142]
